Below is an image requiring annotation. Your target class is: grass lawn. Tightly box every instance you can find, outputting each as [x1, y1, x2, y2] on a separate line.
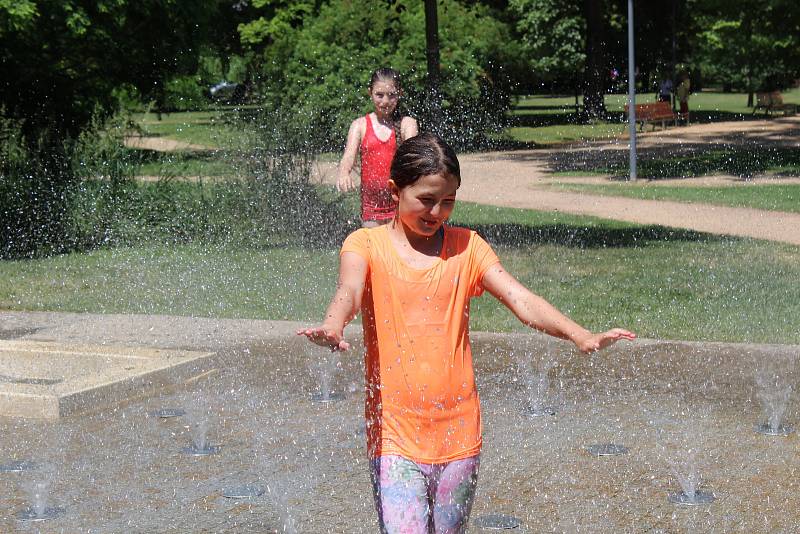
[134, 151, 239, 177]
[503, 123, 626, 145]
[542, 182, 800, 213]
[505, 89, 800, 145]
[133, 108, 249, 150]
[131, 89, 800, 150]
[2, 202, 798, 345]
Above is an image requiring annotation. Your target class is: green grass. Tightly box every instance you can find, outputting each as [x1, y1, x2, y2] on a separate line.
[504, 123, 626, 145]
[505, 94, 626, 145]
[2, 201, 799, 344]
[505, 89, 800, 145]
[130, 89, 800, 150]
[133, 109, 249, 150]
[543, 182, 800, 213]
[0, 243, 339, 320]
[133, 151, 239, 177]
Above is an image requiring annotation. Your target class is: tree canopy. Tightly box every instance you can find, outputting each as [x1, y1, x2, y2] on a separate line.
[690, 0, 800, 96]
[1, 0, 799, 139]
[0, 0, 218, 138]
[239, 0, 520, 147]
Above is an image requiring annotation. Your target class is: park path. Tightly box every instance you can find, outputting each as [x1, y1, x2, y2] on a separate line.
[310, 115, 800, 246]
[128, 115, 800, 246]
[454, 158, 800, 245]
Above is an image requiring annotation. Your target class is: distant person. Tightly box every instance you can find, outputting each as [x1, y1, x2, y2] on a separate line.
[658, 77, 673, 103]
[299, 132, 636, 534]
[337, 68, 419, 228]
[676, 73, 691, 124]
[609, 67, 620, 92]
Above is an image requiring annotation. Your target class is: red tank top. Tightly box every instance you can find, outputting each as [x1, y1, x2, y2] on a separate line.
[359, 114, 397, 221]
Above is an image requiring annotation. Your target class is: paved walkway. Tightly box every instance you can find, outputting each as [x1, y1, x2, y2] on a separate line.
[453, 151, 800, 246]
[1, 311, 799, 532]
[310, 115, 800, 246]
[128, 115, 800, 246]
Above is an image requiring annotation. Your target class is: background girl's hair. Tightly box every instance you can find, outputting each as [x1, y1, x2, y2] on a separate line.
[390, 132, 461, 189]
[369, 68, 404, 143]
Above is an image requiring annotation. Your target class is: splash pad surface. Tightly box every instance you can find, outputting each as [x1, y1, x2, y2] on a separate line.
[0, 311, 798, 532]
[0, 340, 214, 419]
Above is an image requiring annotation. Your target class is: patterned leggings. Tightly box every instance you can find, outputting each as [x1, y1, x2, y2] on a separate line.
[369, 454, 480, 534]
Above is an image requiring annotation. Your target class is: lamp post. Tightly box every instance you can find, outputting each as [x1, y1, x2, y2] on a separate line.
[627, 0, 637, 181]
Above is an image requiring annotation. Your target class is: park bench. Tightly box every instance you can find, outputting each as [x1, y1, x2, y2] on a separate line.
[752, 91, 797, 117]
[624, 101, 676, 131]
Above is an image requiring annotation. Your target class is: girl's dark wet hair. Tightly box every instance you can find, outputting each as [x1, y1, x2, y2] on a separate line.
[369, 68, 402, 91]
[369, 68, 406, 143]
[390, 132, 461, 189]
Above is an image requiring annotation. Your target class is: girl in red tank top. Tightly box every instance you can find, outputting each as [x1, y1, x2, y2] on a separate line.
[337, 68, 418, 226]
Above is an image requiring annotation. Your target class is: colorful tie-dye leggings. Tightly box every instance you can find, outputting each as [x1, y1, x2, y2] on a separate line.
[369, 454, 480, 534]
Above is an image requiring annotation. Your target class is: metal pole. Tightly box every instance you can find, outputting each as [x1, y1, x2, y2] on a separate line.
[627, 0, 637, 181]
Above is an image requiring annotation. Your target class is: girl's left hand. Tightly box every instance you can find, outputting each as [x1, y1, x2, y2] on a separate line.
[296, 327, 351, 352]
[576, 328, 636, 354]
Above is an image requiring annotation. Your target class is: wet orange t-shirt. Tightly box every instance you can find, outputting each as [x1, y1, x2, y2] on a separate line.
[342, 224, 500, 463]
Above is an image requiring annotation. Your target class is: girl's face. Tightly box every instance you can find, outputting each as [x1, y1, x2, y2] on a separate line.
[369, 80, 400, 117]
[390, 173, 459, 237]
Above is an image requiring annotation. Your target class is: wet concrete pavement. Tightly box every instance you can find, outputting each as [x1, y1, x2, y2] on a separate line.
[0, 311, 799, 532]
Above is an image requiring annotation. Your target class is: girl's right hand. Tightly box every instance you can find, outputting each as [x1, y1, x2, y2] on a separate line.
[337, 174, 355, 193]
[296, 327, 351, 352]
[575, 328, 636, 354]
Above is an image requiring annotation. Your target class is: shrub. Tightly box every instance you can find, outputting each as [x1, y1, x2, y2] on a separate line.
[0, 114, 74, 258]
[249, 0, 519, 151]
[163, 76, 210, 112]
[0, 108, 354, 259]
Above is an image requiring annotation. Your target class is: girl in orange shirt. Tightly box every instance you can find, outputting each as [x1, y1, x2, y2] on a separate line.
[299, 132, 635, 533]
[337, 68, 419, 227]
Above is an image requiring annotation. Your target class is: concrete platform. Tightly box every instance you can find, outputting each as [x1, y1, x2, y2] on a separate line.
[0, 340, 215, 419]
[1, 311, 799, 532]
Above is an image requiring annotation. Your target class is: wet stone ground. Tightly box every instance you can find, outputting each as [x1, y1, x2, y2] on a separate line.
[1, 322, 799, 533]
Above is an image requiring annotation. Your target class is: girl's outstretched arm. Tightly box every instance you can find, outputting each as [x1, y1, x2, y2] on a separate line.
[482, 263, 635, 354]
[337, 118, 363, 192]
[296, 251, 368, 351]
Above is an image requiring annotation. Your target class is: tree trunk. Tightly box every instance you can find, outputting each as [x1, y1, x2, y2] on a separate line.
[582, 0, 607, 118]
[424, 0, 442, 124]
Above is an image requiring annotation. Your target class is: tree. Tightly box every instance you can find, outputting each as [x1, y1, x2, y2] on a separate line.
[242, 0, 519, 148]
[0, 0, 218, 139]
[581, 0, 609, 117]
[424, 0, 442, 119]
[509, 0, 701, 111]
[509, 0, 612, 116]
[509, 0, 585, 95]
[0, 1, 220, 258]
[690, 0, 800, 104]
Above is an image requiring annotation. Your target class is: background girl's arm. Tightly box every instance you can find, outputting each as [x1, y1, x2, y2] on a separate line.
[482, 263, 635, 354]
[400, 116, 419, 141]
[337, 118, 364, 192]
[297, 251, 368, 351]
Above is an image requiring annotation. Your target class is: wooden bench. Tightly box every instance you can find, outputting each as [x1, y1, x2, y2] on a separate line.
[753, 91, 797, 116]
[624, 101, 677, 131]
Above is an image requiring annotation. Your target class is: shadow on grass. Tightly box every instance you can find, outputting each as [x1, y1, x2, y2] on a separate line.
[509, 110, 764, 129]
[461, 222, 721, 249]
[688, 110, 752, 124]
[547, 146, 800, 180]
